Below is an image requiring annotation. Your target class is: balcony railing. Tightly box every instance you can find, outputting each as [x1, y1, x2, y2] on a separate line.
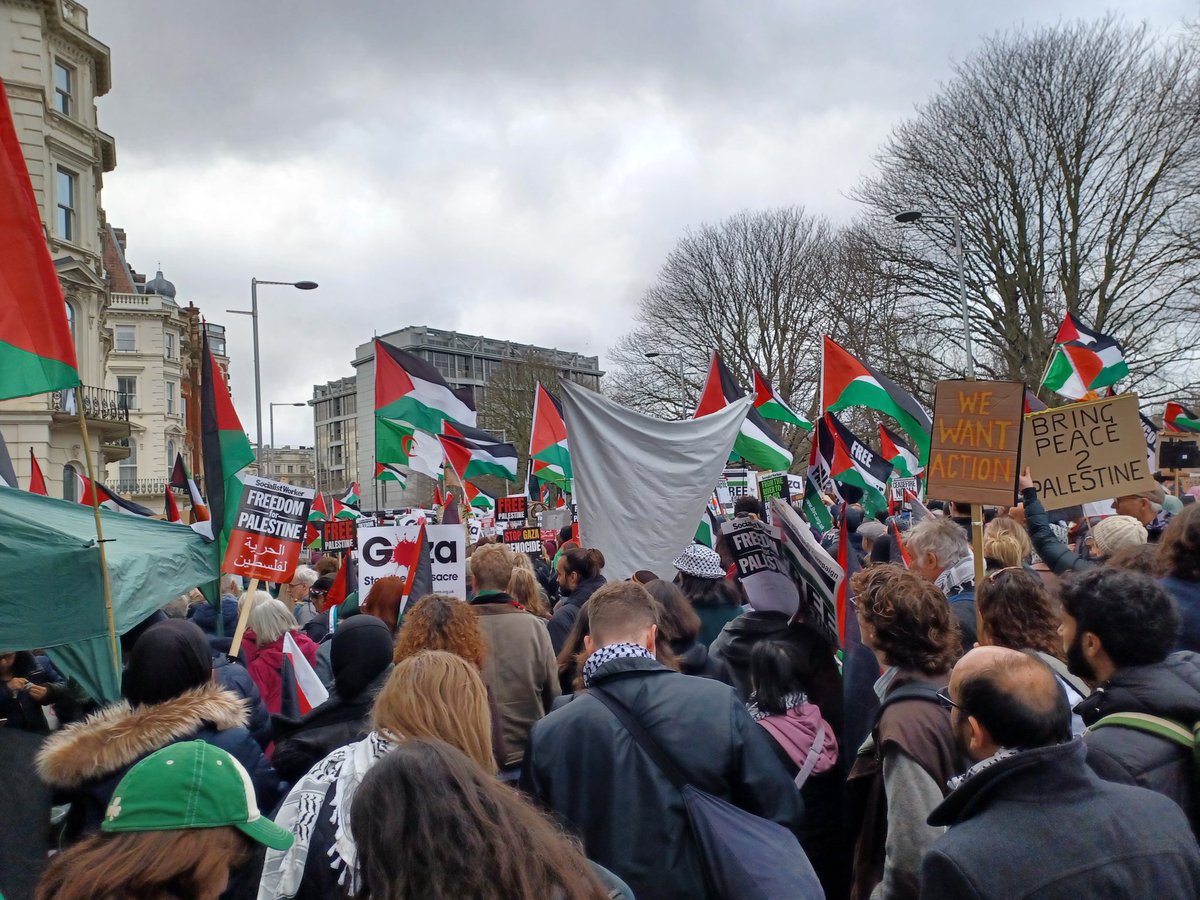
[50, 385, 130, 423]
[113, 478, 169, 497]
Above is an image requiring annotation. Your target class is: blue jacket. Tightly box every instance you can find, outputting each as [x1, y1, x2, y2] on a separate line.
[213, 654, 273, 748]
[1162, 576, 1200, 653]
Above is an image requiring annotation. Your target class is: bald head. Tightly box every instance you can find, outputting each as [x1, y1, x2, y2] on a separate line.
[953, 646, 1070, 751]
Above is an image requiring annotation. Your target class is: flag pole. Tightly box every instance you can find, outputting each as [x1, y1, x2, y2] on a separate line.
[76, 392, 121, 683]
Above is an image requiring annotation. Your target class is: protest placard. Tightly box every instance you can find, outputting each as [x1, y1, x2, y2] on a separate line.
[497, 494, 528, 524]
[357, 523, 466, 599]
[1021, 393, 1158, 507]
[221, 476, 314, 582]
[770, 500, 842, 649]
[890, 476, 919, 503]
[926, 379, 1025, 506]
[502, 525, 542, 555]
[758, 471, 791, 505]
[721, 516, 799, 617]
[722, 467, 758, 500]
[320, 517, 357, 553]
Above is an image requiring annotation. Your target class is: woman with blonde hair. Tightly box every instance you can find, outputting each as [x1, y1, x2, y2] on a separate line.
[259, 651, 495, 899]
[240, 592, 319, 715]
[982, 515, 1033, 572]
[509, 564, 551, 619]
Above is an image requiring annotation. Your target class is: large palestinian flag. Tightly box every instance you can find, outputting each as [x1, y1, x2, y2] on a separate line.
[529, 383, 572, 487]
[1165, 402, 1200, 434]
[442, 422, 519, 480]
[0, 78, 79, 401]
[200, 331, 254, 547]
[826, 412, 893, 517]
[374, 339, 476, 433]
[464, 481, 497, 512]
[695, 352, 792, 471]
[879, 424, 921, 478]
[821, 336, 931, 457]
[375, 417, 444, 479]
[753, 370, 812, 431]
[1043, 313, 1129, 400]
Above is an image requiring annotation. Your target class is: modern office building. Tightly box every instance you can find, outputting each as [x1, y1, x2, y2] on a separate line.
[311, 376, 357, 497]
[349, 326, 603, 505]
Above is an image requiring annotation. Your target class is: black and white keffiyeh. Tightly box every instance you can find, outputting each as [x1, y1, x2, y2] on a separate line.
[582, 642, 655, 687]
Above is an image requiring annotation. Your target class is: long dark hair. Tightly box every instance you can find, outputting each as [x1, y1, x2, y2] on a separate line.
[561, 547, 604, 582]
[976, 568, 1065, 659]
[749, 639, 815, 715]
[675, 571, 741, 609]
[645, 579, 701, 646]
[351, 740, 610, 900]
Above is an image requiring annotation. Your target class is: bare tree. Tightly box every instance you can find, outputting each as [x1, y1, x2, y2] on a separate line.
[854, 18, 1200, 402]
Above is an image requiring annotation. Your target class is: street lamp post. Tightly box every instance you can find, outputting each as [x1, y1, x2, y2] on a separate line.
[227, 278, 318, 474]
[644, 351, 688, 414]
[269, 401, 307, 479]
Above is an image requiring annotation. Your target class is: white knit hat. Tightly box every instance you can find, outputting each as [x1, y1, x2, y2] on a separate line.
[672, 543, 725, 579]
[1092, 515, 1147, 556]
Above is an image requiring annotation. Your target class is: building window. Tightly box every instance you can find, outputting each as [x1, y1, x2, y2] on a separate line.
[55, 167, 76, 241]
[166, 439, 176, 465]
[65, 301, 76, 347]
[115, 325, 135, 351]
[287, 465, 294, 474]
[120, 443, 137, 486]
[63, 463, 77, 502]
[116, 376, 136, 410]
[166, 381, 176, 415]
[164, 331, 175, 359]
[209, 334, 226, 356]
[53, 60, 73, 116]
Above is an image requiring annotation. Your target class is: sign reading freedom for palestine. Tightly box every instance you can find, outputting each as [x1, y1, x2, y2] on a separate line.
[925, 380, 1025, 507]
[222, 476, 315, 582]
[1021, 392, 1157, 507]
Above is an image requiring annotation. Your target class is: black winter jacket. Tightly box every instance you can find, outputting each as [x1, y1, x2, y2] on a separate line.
[922, 740, 1200, 898]
[1022, 487, 1095, 575]
[520, 656, 803, 900]
[1078, 651, 1200, 833]
[546, 574, 606, 654]
[671, 639, 732, 684]
[35, 684, 281, 841]
[213, 654, 272, 749]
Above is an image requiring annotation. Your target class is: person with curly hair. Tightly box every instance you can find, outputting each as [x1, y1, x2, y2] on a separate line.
[846, 565, 962, 900]
[1158, 503, 1200, 651]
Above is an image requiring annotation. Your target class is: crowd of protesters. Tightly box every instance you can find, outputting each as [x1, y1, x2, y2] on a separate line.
[4, 476, 1200, 899]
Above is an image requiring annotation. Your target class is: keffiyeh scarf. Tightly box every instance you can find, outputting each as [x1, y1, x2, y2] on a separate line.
[946, 747, 1021, 792]
[582, 642, 655, 687]
[746, 691, 808, 721]
[935, 555, 976, 597]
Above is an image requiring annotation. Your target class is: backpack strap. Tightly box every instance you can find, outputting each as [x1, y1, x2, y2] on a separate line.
[874, 683, 943, 728]
[793, 723, 826, 790]
[1089, 712, 1195, 750]
[589, 686, 690, 791]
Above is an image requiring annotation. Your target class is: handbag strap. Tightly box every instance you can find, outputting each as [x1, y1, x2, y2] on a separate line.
[793, 722, 825, 790]
[589, 685, 690, 791]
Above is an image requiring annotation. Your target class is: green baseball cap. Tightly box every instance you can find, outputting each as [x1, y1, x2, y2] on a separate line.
[101, 741, 292, 851]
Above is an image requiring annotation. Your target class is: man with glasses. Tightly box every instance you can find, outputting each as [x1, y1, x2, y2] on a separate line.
[920, 645, 1200, 898]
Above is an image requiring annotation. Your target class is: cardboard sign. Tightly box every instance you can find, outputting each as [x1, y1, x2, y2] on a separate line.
[926, 379, 1025, 506]
[771, 500, 842, 649]
[320, 518, 358, 553]
[1022, 393, 1158, 506]
[356, 524, 466, 600]
[722, 468, 758, 500]
[221, 476, 314, 582]
[497, 494, 528, 524]
[721, 516, 799, 617]
[890, 476, 920, 503]
[502, 526, 542, 555]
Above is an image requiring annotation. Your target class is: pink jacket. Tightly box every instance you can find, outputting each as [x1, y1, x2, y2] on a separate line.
[757, 703, 838, 777]
[243, 631, 319, 715]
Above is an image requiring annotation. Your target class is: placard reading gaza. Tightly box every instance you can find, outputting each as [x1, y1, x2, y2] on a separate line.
[221, 476, 315, 582]
[502, 526, 542, 555]
[497, 495, 528, 523]
[1021, 393, 1157, 507]
[926, 379, 1025, 506]
[356, 524, 466, 599]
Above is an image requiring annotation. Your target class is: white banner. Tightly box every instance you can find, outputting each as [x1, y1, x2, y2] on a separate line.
[357, 523, 466, 601]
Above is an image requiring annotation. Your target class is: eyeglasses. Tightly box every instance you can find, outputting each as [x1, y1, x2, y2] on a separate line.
[935, 686, 961, 710]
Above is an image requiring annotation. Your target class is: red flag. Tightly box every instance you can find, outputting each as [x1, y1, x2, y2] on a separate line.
[556, 493, 566, 509]
[28, 448, 47, 495]
[891, 520, 912, 568]
[325, 558, 350, 608]
[164, 485, 182, 523]
[433, 484, 444, 507]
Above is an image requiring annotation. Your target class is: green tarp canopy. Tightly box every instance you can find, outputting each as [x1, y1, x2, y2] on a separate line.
[0, 486, 217, 702]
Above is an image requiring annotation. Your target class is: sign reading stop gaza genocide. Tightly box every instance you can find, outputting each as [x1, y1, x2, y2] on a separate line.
[503, 526, 543, 555]
[1021, 392, 1157, 507]
[222, 476, 315, 582]
[925, 380, 1025, 507]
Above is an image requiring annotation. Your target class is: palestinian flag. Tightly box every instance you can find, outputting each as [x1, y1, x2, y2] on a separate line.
[821, 336, 931, 457]
[800, 470, 833, 533]
[1043, 313, 1129, 400]
[826, 412, 893, 517]
[28, 449, 47, 495]
[75, 472, 154, 516]
[441, 423, 519, 480]
[337, 482, 361, 508]
[200, 332, 254, 549]
[279, 631, 328, 717]
[164, 485, 182, 523]
[530, 384, 572, 484]
[753, 370, 812, 431]
[465, 481, 496, 511]
[374, 339, 476, 433]
[375, 461, 407, 485]
[695, 352, 793, 471]
[375, 417, 444, 480]
[808, 416, 850, 506]
[332, 498, 360, 520]
[1024, 390, 1048, 414]
[1164, 402, 1200, 434]
[170, 453, 212, 537]
[306, 491, 328, 549]
[694, 505, 720, 549]
[0, 78, 80, 401]
[879, 424, 921, 478]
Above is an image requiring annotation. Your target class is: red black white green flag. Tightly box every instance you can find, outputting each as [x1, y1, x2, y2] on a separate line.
[1164, 402, 1200, 434]
[200, 331, 254, 547]
[753, 369, 812, 431]
[441, 422, 519, 481]
[529, 383, 572, 488]
[74, 471, 154, 517]
[375, 461, 407, 485]
[337, 482, 361, 508]
[825, 411, 893, 517]
[164, 485, 182, 523]
[695, 352, 792, 471]
[170, 452, 212, 537]
[1043, 313, 1129, 401]
[879, 424, 921, 478]
[821, 336, 931, 458]
[374, 339, 477, 433]
[305, 491, 328, 549]
[0, 78, 79, 400]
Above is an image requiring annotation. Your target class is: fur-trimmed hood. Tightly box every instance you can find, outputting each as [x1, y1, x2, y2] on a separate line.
[37, 683, 249, 789]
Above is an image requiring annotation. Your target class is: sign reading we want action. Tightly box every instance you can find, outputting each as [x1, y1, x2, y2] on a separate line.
[925, 380, 1025, 507]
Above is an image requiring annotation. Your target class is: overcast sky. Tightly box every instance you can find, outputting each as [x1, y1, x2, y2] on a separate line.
[87, 0, 1195, 447]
